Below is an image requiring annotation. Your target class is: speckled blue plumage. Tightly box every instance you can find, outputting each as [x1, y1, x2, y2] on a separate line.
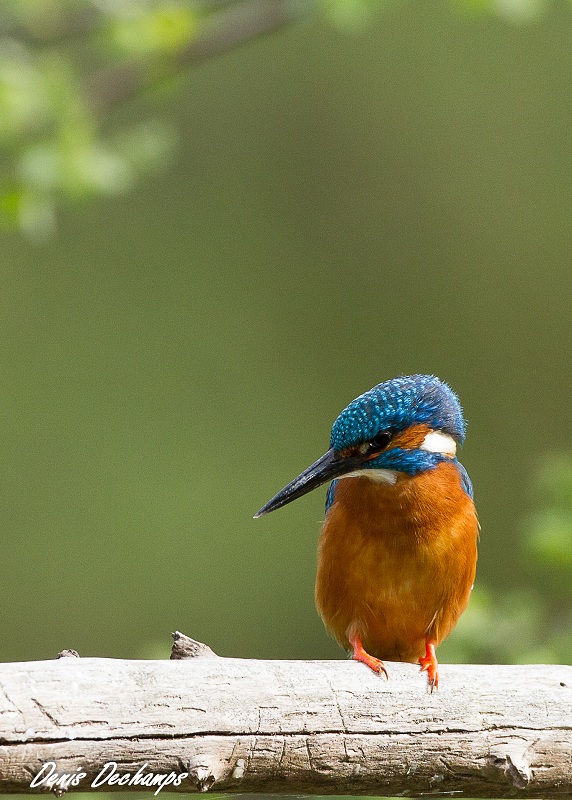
[325, 375, 472, 510]
[330, 374, 466, 452]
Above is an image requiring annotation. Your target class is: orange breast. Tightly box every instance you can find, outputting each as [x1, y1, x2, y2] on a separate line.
[315, 462, 478, 663]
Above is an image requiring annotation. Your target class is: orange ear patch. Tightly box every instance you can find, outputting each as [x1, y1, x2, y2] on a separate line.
[361, 423, 434, 461]
[388, 423, 433, 451]
[343, 423, 445, 461]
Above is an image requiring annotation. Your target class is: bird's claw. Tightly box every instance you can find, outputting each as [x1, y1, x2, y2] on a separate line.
[354, 651, 389, 679]
[350, 634, 389, 679]
[419, 641, 439, 692]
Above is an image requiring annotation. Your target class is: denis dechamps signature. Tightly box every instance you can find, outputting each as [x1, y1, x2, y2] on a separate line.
[30, 761, 189, 794]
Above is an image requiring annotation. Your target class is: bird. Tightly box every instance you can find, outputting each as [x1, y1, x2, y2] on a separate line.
[255, 374, 478, 690]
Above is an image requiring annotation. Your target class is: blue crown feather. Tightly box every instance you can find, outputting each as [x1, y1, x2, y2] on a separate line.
[330, 374, 466, 452]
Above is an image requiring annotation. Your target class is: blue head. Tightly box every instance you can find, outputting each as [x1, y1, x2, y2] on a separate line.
[329, 374, 465, 477]
[331, 375, 465, 451]
[255, 375, 470, 517]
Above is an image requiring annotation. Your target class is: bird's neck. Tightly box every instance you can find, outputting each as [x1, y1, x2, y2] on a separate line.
[329, 461, 472, 537]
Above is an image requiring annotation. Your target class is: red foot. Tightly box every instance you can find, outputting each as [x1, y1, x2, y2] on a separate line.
[419, 640, 439, 692]
[350, 634, 388, 679]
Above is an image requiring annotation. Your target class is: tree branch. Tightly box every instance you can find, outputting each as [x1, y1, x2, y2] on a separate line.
[0, 634, 570, 796]
[87, 0, 310, 112]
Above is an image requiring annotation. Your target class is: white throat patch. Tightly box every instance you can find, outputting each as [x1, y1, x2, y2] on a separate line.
[420, 430, 457, 456]
[340, 468, 398, 485]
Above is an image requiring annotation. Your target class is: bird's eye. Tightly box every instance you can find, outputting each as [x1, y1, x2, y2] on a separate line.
[369, 432, 392, 451]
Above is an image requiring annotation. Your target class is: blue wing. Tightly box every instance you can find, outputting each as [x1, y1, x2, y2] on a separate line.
[455, 460, 474, 499]
[325, 480, 338, 512]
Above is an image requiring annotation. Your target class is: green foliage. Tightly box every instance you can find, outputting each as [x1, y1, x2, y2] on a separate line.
[322, 0, 546, 26]
[320, 0, 391, 29]
[525, 453, 572, 569]
[0, 0, 192, 238]
[105, 4, 197, 57]
[0, 0, 561, 239]
[450, 0, 545, 22]
[441, 454, 572, 666]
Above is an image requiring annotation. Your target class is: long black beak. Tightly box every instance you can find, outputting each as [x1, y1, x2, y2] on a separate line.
[254, 448, 362, 517]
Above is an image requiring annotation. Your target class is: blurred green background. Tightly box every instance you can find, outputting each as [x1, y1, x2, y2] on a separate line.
[1, 0, 571, 672]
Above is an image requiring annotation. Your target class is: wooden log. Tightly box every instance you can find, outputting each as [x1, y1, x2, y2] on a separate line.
[0, 641, 570, 796]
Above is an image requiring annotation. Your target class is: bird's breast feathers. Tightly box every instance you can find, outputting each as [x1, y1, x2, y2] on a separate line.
[315, 460, 478, 662]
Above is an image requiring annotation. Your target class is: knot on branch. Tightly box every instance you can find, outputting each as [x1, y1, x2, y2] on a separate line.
[170, 631, 218, 660]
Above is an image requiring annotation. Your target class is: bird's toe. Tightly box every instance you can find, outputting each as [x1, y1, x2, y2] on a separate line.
[419, 641, 439, 691]
[349, 634, 389, 679]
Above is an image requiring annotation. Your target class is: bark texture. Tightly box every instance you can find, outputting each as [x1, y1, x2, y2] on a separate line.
[0, 648, 570, 796]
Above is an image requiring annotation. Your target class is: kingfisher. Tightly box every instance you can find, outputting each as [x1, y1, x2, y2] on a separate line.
[255, 375, 478, 690]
